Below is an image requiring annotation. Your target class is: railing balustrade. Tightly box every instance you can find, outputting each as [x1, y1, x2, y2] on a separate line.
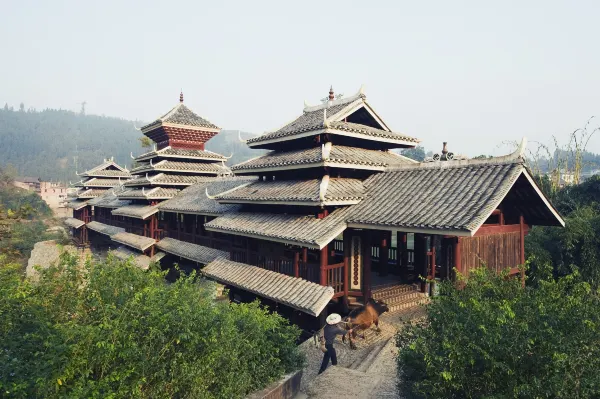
[324, 262, 345, 295]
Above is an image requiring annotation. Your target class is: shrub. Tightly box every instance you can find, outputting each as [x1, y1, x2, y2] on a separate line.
[0, 253, 304, 398]
[397, 267, 600, 398]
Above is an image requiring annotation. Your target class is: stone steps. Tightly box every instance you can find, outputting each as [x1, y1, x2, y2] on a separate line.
[372, 283, 419, 300]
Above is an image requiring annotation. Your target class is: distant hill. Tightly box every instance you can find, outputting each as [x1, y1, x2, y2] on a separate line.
[0, 106, 263, 182]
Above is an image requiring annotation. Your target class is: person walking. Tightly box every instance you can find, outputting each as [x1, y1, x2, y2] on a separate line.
[318, 313, 352, 374]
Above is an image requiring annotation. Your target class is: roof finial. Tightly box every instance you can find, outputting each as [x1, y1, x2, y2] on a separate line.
[442, 142, 448, 155]
[328, 85, 334, 101]
[179, 90, 184, 103]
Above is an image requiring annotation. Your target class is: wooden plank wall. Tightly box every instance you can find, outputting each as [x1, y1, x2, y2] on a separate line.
[461, 232, 521, 274]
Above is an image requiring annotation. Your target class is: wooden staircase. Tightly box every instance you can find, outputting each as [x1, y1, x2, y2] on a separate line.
[372, 283, 428, 314]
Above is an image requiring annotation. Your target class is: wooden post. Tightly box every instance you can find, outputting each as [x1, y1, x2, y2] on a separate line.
[320, 246, 328, 286]
[343, 230, 350, 300]
[363, 230, 372, 300]
[293, 251, 300, 277]
[400, 232, 408, 281]
[379, 231, 389, 277]
[520, 214, 525, 287]
[431, 235, 436, 279]
[454, 237, 462, 276]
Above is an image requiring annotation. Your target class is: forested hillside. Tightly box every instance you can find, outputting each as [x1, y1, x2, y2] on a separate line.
[0, 106, 260, 182]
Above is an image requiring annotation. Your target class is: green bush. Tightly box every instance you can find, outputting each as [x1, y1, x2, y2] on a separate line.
[397, 267, 600, 398]
[0, 253, 304, 398]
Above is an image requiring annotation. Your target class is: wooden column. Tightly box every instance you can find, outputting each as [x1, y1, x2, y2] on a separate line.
[430, 235, 437, 279]
[379, 231, 390, 277]
[343, 230, 350, 303]
[363, 230, 372, 300]
[454, 237, 462, 276]
[520, 214, 525, 287]
[293, 251, 300, 277]
[319, 246, 328, 286]
[400, 232, 408, 281]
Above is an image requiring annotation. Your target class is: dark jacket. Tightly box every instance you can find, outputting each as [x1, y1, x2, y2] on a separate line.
[322, 324, 346, 345]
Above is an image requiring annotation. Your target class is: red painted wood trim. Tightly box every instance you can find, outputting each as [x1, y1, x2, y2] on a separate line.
[319, 247, 327, 286]
[293, 251, 300, 278]
[343, 230, 349, 297]
[363, 231, 372, 300]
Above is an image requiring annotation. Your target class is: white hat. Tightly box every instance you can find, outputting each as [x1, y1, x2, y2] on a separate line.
[326, 313, 342, 325]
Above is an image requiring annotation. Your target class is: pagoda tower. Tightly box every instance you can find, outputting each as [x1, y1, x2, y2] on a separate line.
[65, 159, 132, 245]
[88, 92, 232, 256]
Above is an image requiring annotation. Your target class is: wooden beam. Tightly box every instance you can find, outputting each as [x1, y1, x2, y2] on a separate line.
[293, 251, 300, 278]
[474, 224, 528, 237]
[520, 214, 525, 287]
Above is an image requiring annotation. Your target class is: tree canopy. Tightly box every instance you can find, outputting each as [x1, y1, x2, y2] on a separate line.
[0, 253, 304, 398]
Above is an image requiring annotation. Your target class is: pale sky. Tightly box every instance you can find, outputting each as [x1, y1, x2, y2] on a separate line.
[2, 0, 600, 156]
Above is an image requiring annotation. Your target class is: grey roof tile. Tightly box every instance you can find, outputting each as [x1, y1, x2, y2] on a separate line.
[117, 187, 179, 200]
[232, 145, 414, 173]
[203, 257, 334, 316]
[86, 221, 125, 236]
[64, 217, 85, 229]
[110, 246, 161, 270]
[346, 159, 563, 233]
[111, 232, 156, 251]
[134, 147, 227, 162]
[204, 207, 351, 249]
[156, 237, 229, 264]
[124, 173, 218, 187]
[141, 103, 219, 131]
[216, 178, 364, 205]
[112, 205, 159, 219]
[75, 178, 125, 187]
[158, 177, 255, 215]
[131, 160, 225, 175]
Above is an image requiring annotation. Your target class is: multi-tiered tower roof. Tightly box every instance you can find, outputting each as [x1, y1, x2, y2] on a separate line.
[68, 158, 131, 210]
[204, 87, 419, 246]
[116, 93, 230, 203]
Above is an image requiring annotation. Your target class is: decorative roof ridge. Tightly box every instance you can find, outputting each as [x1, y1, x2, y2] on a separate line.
[303, 85, 366, 113]
[78, 159, 129, 176]
[319, 175, 330, 202]
[386, 138, 528, 172]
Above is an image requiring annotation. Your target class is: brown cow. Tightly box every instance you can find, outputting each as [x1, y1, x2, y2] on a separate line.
[342, 298, 389, 349]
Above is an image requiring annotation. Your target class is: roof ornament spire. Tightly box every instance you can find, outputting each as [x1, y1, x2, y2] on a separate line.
[322, 142, 332, 160]
[319, 175, 330, 202]
[179, 90, 184, 103]
[329, 86, 334, 101]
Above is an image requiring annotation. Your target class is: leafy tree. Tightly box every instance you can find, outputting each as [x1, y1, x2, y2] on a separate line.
[397, 267, 600, 398]
[0, 253, 304, 398]
[138, 136, 153, 149]
[400, 146, 426, 162]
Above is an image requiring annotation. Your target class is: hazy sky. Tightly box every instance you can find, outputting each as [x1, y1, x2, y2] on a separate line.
[2, 0, 600, 156]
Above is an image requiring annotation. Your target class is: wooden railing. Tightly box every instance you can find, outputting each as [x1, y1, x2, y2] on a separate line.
[325, 262, 345, 295]
[298, 261, 320, 284]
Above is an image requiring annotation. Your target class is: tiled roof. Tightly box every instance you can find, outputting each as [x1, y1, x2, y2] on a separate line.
[78, 189, 109, 199]
[134, 147, 227, 162]
[76, 178, 124, 187]
[112, 205, 159, 220]
[87, 188, 131, 208]
[205, 207, 351, 249]
[64, 217, 85, 229]
[86, 221, 125, 236]
[117, 187, 179, 200]
[156, 237, 229, 264]
[110, 246, 153, 270]
[66, 199, 89, 210]
[203, 257, 334, 316]
[347, 159, 564, 234]
[79, 160, 131, 178]
[216, 178, 364, 205]
[140, 103, 219, 131]
[247, 93, 418, 148]
[232, 145, 415, 174]
[124, 173, 218, 187]
[83, 170, 131, 178]
[158, 177, 254, 215]
[131, 160, 225, 175]
[111, 232, 156, 251]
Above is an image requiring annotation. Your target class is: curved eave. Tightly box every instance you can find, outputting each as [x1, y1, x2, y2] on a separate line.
[246, 127, 419, 149]
[232, 161, 387, 175]
[216, 199, 362, 206]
